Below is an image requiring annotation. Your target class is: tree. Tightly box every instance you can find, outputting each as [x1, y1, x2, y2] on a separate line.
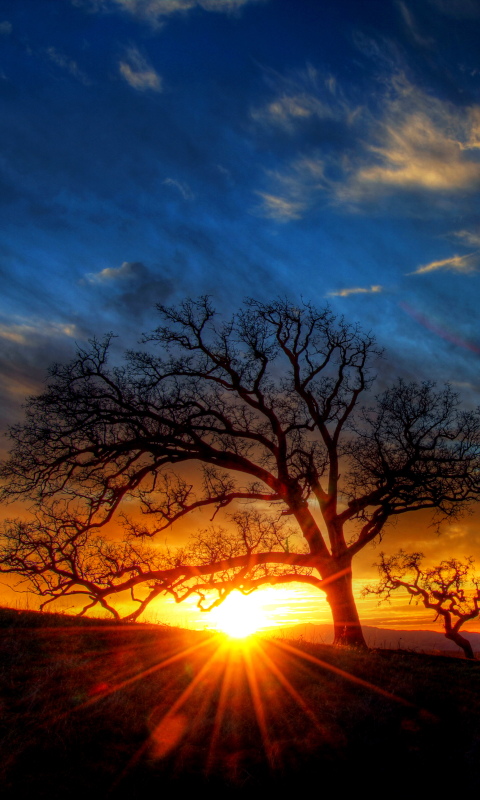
[364, 551, 480, 659]
[1, 297, 480, 647]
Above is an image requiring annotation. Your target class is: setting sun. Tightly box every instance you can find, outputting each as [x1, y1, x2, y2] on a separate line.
[209, 591, 269, 638]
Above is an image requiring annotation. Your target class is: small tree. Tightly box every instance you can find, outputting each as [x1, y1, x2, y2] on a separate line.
[2, 297, 480, 647]
[365, 551, 480, 659]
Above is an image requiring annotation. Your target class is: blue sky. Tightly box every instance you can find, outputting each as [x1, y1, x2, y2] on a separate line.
[2, 0, 480, 622]
[2, 0, 480, 427]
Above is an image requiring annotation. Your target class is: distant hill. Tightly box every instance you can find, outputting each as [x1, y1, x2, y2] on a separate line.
[262, 622, 480, 653]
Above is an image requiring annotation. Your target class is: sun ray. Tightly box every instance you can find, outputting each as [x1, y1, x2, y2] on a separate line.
[206, 647, 236, 773]
[252, 639, 327, 734]
[271, 639, 416, 707]
[50, 634, 216, 726]
[242, 644, 274, 766]
[111, 638, 228, 790]
[160, 640, 228, 721]
[183, 645, 232, 745]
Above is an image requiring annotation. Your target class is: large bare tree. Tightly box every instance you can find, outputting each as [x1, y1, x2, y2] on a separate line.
[1, 298, 480, 647]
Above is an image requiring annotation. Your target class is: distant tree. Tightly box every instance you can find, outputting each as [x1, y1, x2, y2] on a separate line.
[2, 297, 480, 647]
[365, 551, 480, 659]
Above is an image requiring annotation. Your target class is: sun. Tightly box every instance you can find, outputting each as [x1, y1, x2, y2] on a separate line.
[210, 591, 269, 638]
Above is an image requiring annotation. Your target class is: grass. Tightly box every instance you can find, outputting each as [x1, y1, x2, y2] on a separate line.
[1, 606, 480, 796]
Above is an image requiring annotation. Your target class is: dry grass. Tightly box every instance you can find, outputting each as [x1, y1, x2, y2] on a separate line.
[1, 607, 480, 796]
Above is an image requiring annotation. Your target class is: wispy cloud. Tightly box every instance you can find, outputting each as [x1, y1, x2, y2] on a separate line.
[254, 192, 305, 221]
[74, 0, 262, 28]
[0, 320, 78, 346]
[452, 230, 480, 247]
[0, 20, 12, 35]
[86, 261, 145, 283]
[46, 47, 90, 84]
[344, 74, 480, 199]
[119, 47, 162, 92]
[251, 65, 359, 131]
[356, 115, 480, 192]
[163, 178, 195, 200]
[426, 0, 480, 19]
[398, 2, 433, 48]
[254, 67, 480, 217]
[327, 285, 383, 298]
[254, 157, 327, 221]
[408, 252, 478, 275]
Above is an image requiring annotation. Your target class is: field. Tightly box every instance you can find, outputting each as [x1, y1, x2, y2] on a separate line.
[1, 607, 480, 796]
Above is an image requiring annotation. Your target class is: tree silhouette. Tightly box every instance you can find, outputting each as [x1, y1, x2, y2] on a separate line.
[2, 297, 480, 647]
[365, 551, 480, 658]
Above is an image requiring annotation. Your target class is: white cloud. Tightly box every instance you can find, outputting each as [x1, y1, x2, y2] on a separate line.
[163, 178, 195, 200]
[327, 285, 383, 298]
[86, 261, 143, 283]
[0, 21, 12, 34]
[408, 252, 478, 275]
[119, 47, 162, 91]
[46, 47, 90, 85]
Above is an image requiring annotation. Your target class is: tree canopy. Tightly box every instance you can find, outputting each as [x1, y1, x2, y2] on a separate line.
[2, 297, 480, 645]
[365, 551, 480, 658]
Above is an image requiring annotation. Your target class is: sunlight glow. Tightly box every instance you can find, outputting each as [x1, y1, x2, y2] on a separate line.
[209, 591, 270, 638]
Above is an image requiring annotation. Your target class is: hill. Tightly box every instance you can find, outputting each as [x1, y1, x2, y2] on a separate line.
[1, 607, 480, 795]
[264, 622, 480, 653]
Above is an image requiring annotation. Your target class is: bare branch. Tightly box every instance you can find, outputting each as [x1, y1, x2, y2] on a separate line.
[364, 550, 480, 658]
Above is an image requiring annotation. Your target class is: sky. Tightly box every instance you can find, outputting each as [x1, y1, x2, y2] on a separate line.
[2, 0, 480, 630]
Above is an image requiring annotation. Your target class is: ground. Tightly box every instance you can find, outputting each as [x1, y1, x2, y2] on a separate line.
[1, 607, 480, 796]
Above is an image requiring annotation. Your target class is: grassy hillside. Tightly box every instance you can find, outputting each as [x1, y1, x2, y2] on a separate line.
[1, 607, 480, 795]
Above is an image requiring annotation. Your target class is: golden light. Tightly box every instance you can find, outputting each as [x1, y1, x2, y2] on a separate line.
[209, 590, 270, 638]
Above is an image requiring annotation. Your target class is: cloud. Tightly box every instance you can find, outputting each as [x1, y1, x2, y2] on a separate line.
[408, 252, 478, 275]
[0, 21, 12, 34]
[73, 0, 263, 28]
[254, 67, 480, 217]
[163, 178, 195, 200]
[254, 192, 305, 221]
[355, 115, 480, 192]
[119, 47, 162, 92]
[426, 0, 480, 18]
[254, 157, 328, 221]
[345, 75, 480, 198]
[86, 261, 146, 283]
[45, 47, 90, 85]
[251, 65, 359, 132]
[397, 2, 433, 48]
[453, 230, 480, 247]
[327, 285, 383, 298]
[0, 319, 79, 347]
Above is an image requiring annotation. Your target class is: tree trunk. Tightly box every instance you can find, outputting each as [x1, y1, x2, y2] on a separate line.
[446, 631, 475, 660]
[324, 565, 367, 649]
